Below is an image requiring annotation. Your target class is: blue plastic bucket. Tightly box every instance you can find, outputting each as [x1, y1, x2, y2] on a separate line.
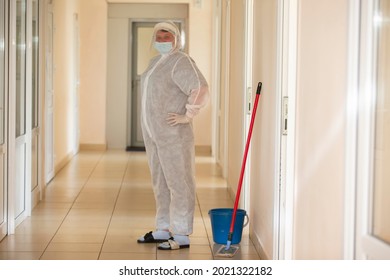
[208, 208, 248, 244]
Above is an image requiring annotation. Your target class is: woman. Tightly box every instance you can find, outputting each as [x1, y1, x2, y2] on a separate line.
[137, 21, 209, 250]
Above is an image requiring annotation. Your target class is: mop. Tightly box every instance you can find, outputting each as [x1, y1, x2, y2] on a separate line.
[215, 82, 262, 258]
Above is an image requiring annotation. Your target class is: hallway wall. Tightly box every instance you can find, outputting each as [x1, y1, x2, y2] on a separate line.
[250, 0, 279, 260]
[226, 0, 246, 203]
[78, 0, 107, 149]
[292, 0, 348, 259]
[52, 0, 80, 170]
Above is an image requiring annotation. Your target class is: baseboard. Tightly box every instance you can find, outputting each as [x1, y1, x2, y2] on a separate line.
[249, 226, 271, 260]
[126, 146, 146, 152]
[54, 152, 75, 175]
[195, 145, 211, 156]
[79, 143, 107, 151]
[31, 187, 41, 210]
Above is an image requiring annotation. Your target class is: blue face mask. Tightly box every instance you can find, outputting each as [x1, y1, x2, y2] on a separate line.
[154, 42, 173, 55]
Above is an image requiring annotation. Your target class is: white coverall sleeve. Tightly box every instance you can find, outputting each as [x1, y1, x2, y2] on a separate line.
[185, 85, 209, 119]
[167, 55, 209, 126]
[166, 84, 209, 126]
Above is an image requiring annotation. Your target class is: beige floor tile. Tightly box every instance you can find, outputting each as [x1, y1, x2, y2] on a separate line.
[0, 251, 42, 260]
[109, 217, 155, 228]
[158, 244, 212, 255]
[45, 242, 102, 252]
[157, 253, 214, 260]
[157, 246, 214, 260]
[40, 251, 99, 260]
[188, 236, 211, 245]
[102, 240, 157, 254]
[55, 226, 108, 236]
[61, 214, 112, 223]
[71, 202, 115, 210]
[0, 233, 53, 244]
[66, 206, 115, 216]
[42, 191, 81, 203]
[51, 233, 106, 243]
[99, 252, 156, 260]
[13, 220, 62, 236]
[75, 191, 120, 204]
[47, 177, 89, 186]
[0, 240, 48, 252]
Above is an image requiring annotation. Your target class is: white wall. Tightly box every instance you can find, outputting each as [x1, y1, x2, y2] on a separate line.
[250, 0, 279, 260]
[52, 0, 79, 170]
[78, 0, 107, 149]
[226, 0, 246, 197]
[292, 0, 348, 259]
[106, 18, 129, 149]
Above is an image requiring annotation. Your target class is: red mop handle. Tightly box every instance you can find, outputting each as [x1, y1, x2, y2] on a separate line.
[229, 82, 262, 234]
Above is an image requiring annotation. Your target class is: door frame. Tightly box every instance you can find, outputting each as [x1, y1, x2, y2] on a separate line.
[44, 0, 54, 183]
[220, 0, 231, 179]
[242, 0, 254, 211]
[0, 0, 9, 241]
[275, 0, 298, 260]
[31, 0, 42, 208]
[7, 0, 18, 234]
[343, 0, 361, 260]
[211, 0, 222, 161]
[353, 0, 390, 260]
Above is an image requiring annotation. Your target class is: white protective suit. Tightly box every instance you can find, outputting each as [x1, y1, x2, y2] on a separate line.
[140, 21, 209, 236]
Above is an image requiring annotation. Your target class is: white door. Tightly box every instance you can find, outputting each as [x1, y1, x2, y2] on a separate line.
[45, 4, 54, 183]
[0, 0, 8, 241]
[13, 0, 31, 226]
[355, 0, 390, 259]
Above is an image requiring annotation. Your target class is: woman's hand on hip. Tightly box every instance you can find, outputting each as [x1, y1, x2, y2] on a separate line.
[166, 113, 190, 126]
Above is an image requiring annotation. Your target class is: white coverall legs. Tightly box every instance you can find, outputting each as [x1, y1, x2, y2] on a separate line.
[143, 135, 196, 236]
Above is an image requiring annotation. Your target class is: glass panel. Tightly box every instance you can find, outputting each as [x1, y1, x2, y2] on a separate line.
[0, 0, 4, 144]
[16, 0, 27, 137]
[31, 0, 39, 192]
[373, 0, 390, 245]
[136, 26, 158, 75]
[32, 0, 39, 129]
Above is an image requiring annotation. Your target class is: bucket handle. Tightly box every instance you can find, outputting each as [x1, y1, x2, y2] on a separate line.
[243, 214, 249, 227]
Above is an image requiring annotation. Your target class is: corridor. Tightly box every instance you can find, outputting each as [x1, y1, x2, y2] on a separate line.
[0, 150, 260, 260]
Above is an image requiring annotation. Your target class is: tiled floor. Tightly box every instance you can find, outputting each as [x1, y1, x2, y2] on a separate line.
[0, 150, 260, 260]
